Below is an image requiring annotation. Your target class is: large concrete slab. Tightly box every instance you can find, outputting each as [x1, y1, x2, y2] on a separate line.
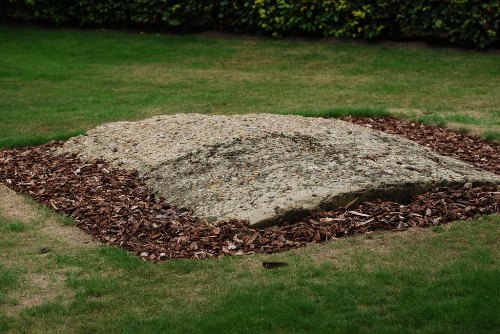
[63, 114, 500, 226]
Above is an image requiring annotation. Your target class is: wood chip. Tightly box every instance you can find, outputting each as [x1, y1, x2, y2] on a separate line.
[1, 116, 499, 262]
[348, 210, 371, 217]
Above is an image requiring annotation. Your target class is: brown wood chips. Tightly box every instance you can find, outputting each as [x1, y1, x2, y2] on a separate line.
[1, 117, 499, 261]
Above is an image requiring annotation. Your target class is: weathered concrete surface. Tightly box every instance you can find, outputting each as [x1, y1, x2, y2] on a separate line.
[63, 114, 500, 226]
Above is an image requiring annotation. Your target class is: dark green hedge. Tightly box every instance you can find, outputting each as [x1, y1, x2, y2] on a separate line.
[2, 0, 215, 30]
[2, 0, 499, 48]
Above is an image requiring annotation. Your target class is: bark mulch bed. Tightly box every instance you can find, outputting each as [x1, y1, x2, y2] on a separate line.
[1, 118, 499, 261]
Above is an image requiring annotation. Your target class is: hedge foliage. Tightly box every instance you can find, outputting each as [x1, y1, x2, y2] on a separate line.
[2, 0, 215, 30]
[2, 0, 499, 48]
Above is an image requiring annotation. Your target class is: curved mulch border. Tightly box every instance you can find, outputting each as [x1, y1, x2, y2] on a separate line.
[0, 117, 499, 261]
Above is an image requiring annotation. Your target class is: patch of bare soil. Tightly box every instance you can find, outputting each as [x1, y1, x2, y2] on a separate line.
[0, 185, 95, 247]
[5, 273, 71, 316]
[40, 220, 95, 247]
[0, 185, 39, 222]
[0, 186, 88, 315]
[1, 116, 498, 261]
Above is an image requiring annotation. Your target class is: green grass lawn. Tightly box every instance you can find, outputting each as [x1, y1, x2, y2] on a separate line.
[0, 193, 498, 334]
[1, 25, 499, 147]
[1, 25, 499, 333]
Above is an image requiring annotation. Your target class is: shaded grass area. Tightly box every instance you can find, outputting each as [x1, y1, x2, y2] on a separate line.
[0, 196, 499, 333]
[1, 25, 499, 147]
[0, 130, 85, 149]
